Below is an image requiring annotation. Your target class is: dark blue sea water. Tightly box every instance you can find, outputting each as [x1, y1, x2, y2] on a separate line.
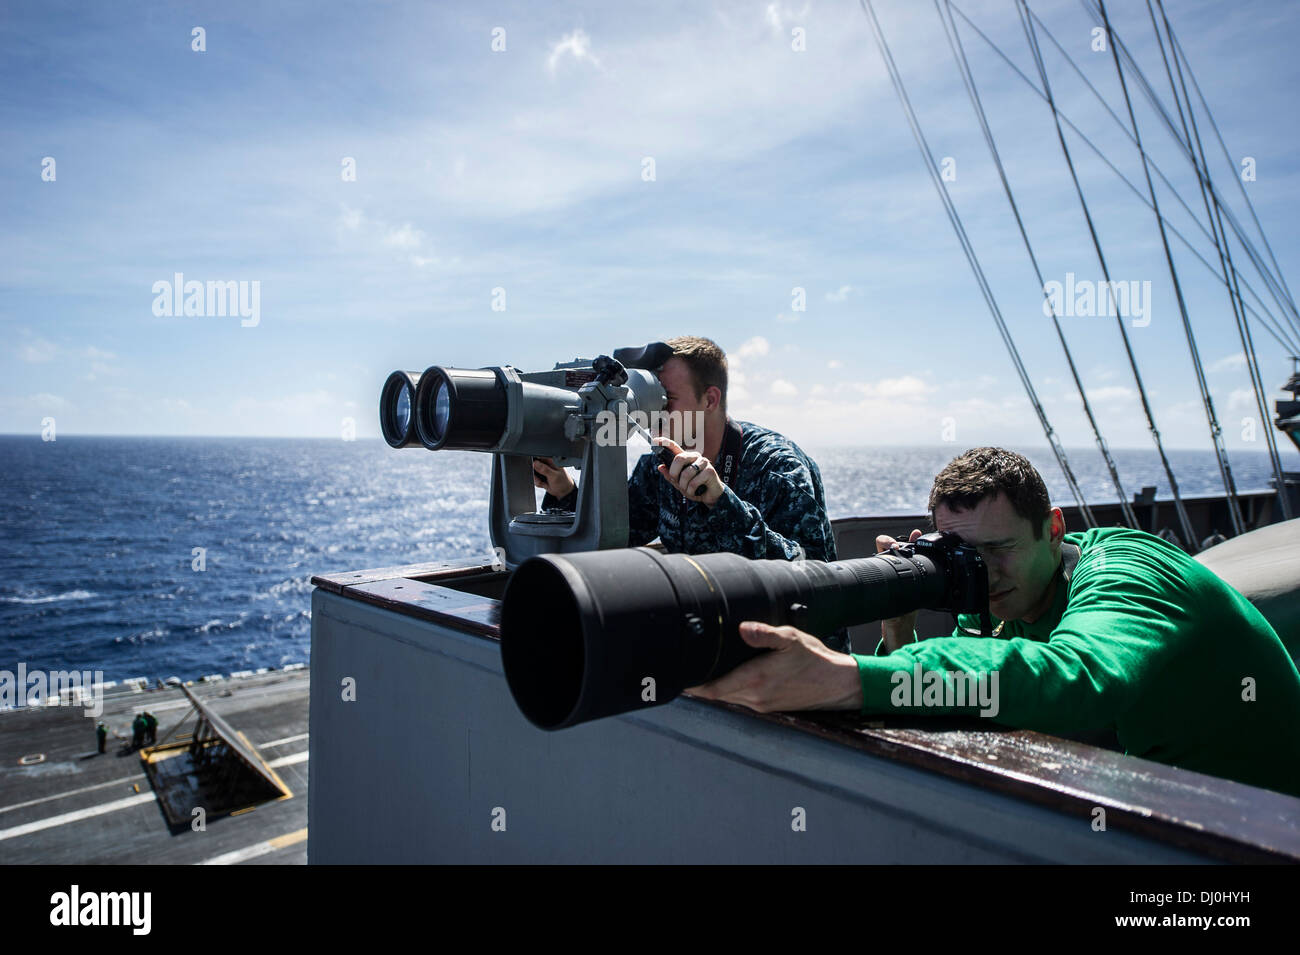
[1, 435, 1294, 682]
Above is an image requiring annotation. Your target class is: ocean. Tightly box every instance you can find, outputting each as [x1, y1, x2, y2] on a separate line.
[1, 435, 1293, 682]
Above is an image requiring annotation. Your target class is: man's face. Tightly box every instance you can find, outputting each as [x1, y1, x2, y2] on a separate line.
[654, 356, 710, 447]
[933, 493, 1063, 623]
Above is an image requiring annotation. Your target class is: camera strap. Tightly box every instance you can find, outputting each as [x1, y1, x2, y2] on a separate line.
[677, 418, 743, 524]
[717, 417, 743, 489]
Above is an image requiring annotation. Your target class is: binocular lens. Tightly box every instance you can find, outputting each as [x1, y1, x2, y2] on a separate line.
[395, 388, 411, 435]
[380, 371, 421, 448]
[432, 380, 451, 444]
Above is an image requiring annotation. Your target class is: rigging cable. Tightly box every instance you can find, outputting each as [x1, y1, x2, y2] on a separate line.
[1077, 0, 1300, 344]
[1089, 0, 1243, 535]
[858, 0, 1096, 523]
[1017, 0, 1198, 547]
[1166, 24, 1300, 328]
[1053, 0, 1300, 351]
[947, 1, 1300, 355]
[936, 0, 1125, 528]
[1144, 0, 1290, 520]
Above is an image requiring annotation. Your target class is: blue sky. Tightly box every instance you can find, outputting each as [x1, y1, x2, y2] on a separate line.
[3, 0, 1299, 455]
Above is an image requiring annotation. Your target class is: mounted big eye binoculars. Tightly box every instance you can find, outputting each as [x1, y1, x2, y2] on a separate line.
[380, 342, 674, 568]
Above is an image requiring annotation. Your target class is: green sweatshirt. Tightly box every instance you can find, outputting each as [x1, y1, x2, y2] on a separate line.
[853, 527, 1300, 798]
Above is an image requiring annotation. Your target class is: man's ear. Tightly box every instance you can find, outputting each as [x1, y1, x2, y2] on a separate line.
[704, 385, 723, 413]
[1047, 507, 1065, 546]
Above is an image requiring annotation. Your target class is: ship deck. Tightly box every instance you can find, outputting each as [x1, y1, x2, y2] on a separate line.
[0, 669, 309, 865]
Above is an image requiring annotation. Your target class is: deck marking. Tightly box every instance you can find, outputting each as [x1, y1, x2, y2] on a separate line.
[0, 774, 147, 816]
[258, 732, 309, 748]
[123, 699, 196, 714]
[267, 751, 308, 768]
[198, 827, 307, 865]
[0, 793, 156, 842]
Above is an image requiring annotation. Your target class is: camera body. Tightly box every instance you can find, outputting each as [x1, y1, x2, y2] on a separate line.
[895, 531, 990, 618]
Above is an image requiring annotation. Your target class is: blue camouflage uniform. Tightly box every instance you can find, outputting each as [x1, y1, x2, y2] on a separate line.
[545, 418, 846, 650]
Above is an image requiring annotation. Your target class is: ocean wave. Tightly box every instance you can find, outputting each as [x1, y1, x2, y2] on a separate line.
[261, 576, 313, 599]
[1, 590, 97, 605]
[197, 613, 250, 634]
[114, 626, 169, 644]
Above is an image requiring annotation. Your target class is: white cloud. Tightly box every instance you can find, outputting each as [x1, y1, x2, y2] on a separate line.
[764, 2, 810, 34]
[737, 336, 770, 359]
[228, 390, 352, 436]
[339, 205, 363, 230]
[844, 375, 932, 399]
[31, 392, 71, 410]
[1227, 387, 1258, 411]
[1086, 385, 1138, 404]
[548, 29, 601, 74]
[20, 339, 58, 363]
[0, 392, 72, 415]
[1211, 352, 1247, 373]
[338, 213, 451, 270]
[770, 379, 798, 397]
[827, 359, 842, 369]
[383, 224, 424, 250]
[825, 285, 853, 303]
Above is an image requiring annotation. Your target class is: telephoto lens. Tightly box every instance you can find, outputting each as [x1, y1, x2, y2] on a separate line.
[499, 533, 987, 730]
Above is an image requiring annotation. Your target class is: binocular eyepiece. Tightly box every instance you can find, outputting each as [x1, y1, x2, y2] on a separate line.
[500, 532, 990, 730]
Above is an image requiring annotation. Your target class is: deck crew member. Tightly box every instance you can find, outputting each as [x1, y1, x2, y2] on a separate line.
[532, 335, 845, 650]
[96, 720, 107, 754]
[686, 447, 1300, 798]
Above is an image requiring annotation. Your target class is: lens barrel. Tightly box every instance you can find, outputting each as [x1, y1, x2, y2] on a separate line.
[501, 546, 956, 730]
[413, 366, 509, 451]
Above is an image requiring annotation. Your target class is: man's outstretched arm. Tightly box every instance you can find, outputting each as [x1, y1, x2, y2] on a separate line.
[685, 622, 862, 712]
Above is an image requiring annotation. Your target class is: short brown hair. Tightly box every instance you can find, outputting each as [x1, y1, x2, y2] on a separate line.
[664, 336, 728, 410]
[928, 447, 1051, 538]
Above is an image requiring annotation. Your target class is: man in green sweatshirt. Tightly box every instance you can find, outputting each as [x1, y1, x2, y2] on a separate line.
[687, 447, 1300, 798]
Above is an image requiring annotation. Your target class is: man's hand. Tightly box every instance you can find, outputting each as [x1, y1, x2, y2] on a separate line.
[532, 457, 575, 498]
[876, 529, 923, 652]
[653, 436, 723, 506]
[684, 622, 862, 713]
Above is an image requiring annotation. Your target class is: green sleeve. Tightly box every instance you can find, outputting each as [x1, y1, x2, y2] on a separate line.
[852, 537, 1195, 734]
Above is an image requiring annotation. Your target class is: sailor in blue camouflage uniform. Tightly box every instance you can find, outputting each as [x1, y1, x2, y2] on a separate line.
[625, 421, 835, 561]
[534, 335, 846, 652]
